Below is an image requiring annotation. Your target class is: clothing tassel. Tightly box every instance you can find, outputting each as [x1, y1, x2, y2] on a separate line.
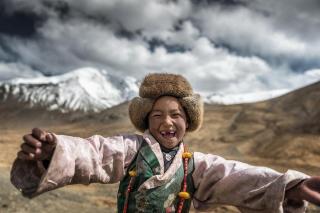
[176, 144, 192, 213]
[123, 169, 136, 213]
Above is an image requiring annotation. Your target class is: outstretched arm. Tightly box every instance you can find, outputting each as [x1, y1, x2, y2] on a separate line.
[192, 152, 309, 212]
[11, 128, 142, 198]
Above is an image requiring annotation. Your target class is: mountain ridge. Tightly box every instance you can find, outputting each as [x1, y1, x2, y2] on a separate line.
[1, 68, 305, 113]
[0, 68, 139, 113]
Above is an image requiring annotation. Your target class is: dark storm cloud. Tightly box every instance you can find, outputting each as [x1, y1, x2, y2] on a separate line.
[0, 42, 15, 61]
[0, 2, 45, 38]
[148, 38, 190, 53]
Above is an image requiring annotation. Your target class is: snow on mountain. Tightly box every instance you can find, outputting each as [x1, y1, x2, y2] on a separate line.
[202, 89, 290, 105]
[0, 67, 139, 112]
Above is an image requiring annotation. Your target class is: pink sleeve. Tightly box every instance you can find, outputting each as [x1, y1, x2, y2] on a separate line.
[192, 152, 309, 212]
[10, 134, 142, 198]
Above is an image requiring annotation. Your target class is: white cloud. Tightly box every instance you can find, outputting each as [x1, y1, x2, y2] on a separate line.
[4, 18, 152, 76]
[142, 37, 275, 93]
[66, 0, 192, 33]
[0, 62, 43, 81]
[192, 6, 310, 60]
[248, 0, 320, 41]
[305, 69, 320, 79]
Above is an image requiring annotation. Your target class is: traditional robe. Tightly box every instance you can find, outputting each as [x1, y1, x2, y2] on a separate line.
[11, 131, 309, 212]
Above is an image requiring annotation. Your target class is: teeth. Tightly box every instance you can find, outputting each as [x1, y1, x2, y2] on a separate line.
[160, 131, 176, 137]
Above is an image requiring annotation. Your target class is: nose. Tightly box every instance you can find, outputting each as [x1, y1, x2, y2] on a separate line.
[162, 115, 173, 126]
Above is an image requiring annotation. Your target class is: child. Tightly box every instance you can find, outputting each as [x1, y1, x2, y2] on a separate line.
[11, 73, 320, 212]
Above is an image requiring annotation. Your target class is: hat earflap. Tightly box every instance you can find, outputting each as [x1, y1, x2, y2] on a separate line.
[128, 97, 154, 132]
[180, 94, 204, 132]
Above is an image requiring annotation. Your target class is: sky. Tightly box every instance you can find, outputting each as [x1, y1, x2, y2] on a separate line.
[1, 0, 320, 95]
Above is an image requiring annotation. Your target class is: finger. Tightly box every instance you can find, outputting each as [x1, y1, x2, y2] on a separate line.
[301, 186, 320, 206]
[45, 133, 56, 145]
[17, 151, 35, 161]
[32, 127, 47, 141]
[21, 143, 41, 155]
[17, 151, 28, 160]
[305, 189, 320, 206]
[306, 176, 320, 191]
[22, 134, 42, 148]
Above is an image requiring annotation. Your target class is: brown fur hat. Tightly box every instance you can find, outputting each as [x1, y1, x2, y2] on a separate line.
[129, 73, 203, 132]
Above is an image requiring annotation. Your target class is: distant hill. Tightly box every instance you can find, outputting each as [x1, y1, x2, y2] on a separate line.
[192, 80, 320, 170]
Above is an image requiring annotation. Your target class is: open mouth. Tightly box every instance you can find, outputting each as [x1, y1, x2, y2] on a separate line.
[160, 130, 176, 138]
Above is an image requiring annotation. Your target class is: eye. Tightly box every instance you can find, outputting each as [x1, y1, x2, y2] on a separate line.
[172, 113, 181, 118]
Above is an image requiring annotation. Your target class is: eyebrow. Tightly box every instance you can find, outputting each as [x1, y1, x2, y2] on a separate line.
[150, 110, 162, 114]
[150, 109, 182, 113]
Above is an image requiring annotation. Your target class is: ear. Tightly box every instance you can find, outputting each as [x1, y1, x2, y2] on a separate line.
[186, 121, 189, 130]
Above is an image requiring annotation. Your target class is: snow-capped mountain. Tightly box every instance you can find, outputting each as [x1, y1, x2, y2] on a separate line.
[0, 68, 139, 112]
[0, 67, 292, 113]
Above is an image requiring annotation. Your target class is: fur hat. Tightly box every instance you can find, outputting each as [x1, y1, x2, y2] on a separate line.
[129, 73, 203, 132]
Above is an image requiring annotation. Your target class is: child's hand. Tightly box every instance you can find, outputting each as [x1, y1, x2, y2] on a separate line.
[17, 128, 57, 161]
[286, 176, 320, 206]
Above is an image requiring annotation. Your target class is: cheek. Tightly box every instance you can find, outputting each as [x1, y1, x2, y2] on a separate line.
[148, 118, 158, 129]
[177, 119, 188, 131]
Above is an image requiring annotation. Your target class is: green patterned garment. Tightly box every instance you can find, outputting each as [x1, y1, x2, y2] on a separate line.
[117, 141, 195, 213]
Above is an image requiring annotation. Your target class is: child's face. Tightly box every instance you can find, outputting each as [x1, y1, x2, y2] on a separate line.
[148, 96, 188, 149]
